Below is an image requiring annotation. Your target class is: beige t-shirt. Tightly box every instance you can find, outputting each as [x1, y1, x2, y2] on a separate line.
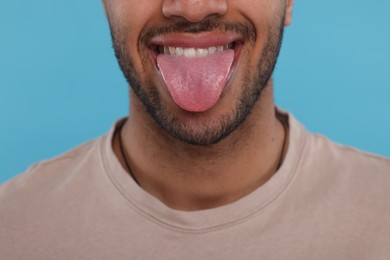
[1, 113, 390, 260]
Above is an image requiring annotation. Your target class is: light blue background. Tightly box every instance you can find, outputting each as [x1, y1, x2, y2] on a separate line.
[1, 1, 389, 183]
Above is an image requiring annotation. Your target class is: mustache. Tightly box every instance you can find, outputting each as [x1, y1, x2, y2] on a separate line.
[139, 17, 256, 44]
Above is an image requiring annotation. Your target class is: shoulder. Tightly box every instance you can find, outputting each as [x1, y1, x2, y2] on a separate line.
[284, 111, 390, 180]
[299, 132, 390, 210]
[308, 132, 390, 175]
[286, 128, 390, 250]
[0, 135, 115, 258]
[0, 137, 104, 207]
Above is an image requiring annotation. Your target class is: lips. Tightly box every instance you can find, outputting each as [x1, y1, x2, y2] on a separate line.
[148, 33, 243, 112]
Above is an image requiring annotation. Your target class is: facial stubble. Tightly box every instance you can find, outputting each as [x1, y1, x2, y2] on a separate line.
[110, 17, 285, 146]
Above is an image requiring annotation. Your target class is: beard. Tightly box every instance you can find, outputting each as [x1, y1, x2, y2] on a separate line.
[109, 17, 285, 146]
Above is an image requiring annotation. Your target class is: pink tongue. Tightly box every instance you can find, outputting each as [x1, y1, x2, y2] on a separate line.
[157, 50, 234, 112]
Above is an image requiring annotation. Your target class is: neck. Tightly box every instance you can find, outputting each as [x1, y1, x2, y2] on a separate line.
[113, 85, 287, 211]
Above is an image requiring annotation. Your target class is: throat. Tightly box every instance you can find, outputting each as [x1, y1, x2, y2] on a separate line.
[113, 99, 287, 211]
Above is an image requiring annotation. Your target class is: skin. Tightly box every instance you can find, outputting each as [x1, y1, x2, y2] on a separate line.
[103, 0, 294, 211]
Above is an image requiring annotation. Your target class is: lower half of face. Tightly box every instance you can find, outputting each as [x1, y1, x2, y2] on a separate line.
[109, 7, 286, 146]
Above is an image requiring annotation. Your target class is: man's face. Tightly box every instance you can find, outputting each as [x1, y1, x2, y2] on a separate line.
[103, 0, 293, 146]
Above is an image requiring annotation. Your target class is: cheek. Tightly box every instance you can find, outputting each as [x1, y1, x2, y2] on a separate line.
[106, 0, 158, 23]
[231, 0, 284, 33]
[231, 0, 284, 62]
[107, 1, 162, 74]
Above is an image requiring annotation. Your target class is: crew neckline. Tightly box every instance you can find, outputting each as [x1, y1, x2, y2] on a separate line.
[100, 110, 308, 233]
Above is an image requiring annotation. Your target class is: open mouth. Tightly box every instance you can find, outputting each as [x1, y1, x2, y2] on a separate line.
[147, 34, 244, 112]
[156, 41, 239, 56]
[149, 40, 243, 62]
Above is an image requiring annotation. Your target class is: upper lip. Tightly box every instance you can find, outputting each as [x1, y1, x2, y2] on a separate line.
[148, 32, 243, 49]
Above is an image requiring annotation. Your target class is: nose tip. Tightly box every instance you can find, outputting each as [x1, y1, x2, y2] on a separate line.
[162, 0, 228, 23]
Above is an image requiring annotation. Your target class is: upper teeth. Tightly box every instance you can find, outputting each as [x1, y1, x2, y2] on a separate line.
[161, 45, 229, 57]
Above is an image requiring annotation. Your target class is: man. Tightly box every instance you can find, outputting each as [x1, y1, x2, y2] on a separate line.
[1, 0, 389, 259]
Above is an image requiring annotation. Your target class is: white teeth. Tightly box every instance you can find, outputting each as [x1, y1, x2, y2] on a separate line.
[196, 48, 209, 57]
[184, 48, 196, 57]
[175, 47, 184, 56]
[169, 47, 176, 55]
[162, 45, 228, 57]
[208, 46, 217, 54]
